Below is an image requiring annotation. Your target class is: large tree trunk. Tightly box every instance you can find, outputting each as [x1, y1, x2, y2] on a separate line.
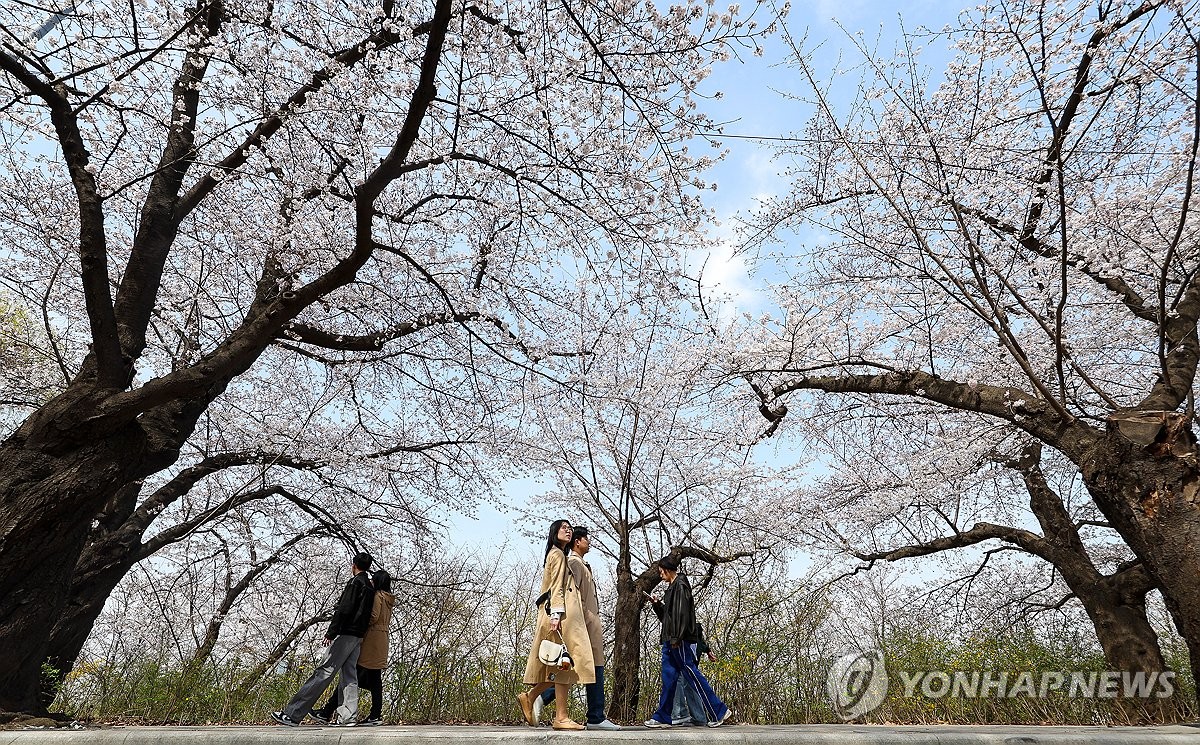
[1073, 568, 1166, 676]
[1017, 453, 1167, 677]
[0, 386, 201, 713]
[38, 514, 153, 709]
[0, 423, 145, 712]
[1082, 420, 1200, 696]
[607, 559, 645, 723]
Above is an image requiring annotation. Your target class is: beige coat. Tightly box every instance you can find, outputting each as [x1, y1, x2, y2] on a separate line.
[568, 552, 605, 666]
[523, 548, 596, 685]
[357, 590, 395, 669]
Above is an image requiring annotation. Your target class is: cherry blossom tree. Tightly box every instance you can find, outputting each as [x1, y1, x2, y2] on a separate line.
[743, 0, 1200, 688]
[0, 0, 758, 711]
[522, 295, 789, 719]
[789, 401, 1166, 675]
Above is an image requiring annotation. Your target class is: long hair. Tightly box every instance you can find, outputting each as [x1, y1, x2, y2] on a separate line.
[544, 519, 571, 559]
[373, 569, 392, 593]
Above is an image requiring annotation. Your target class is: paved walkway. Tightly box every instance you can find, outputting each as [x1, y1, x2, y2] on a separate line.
[3, 724, 1199, 743]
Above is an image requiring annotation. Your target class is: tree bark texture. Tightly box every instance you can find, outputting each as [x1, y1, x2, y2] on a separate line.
[1062, 565, 1164, 676]
[1017, 452, 1166, 676]
[1081, 423, 1200, 697]
[39, 546, 140, 709]
[0, 417, 148, 712]
[607, 563, 645, 723]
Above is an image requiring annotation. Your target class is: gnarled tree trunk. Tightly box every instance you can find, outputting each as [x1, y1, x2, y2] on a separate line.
[1082, 422, 1200, 698]
[0, 403, 155, 712]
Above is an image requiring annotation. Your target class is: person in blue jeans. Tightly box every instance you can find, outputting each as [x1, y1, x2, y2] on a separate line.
[531, 527, 619, 730]
[643, 556, 730, 728]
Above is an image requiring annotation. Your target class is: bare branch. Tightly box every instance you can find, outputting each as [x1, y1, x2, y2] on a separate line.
[763, 368, 1099, 461]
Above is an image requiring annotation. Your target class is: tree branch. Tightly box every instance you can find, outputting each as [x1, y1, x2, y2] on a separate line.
[174, 21, 416, 219]
[950, 198, 1158, 325]
[280, 311, 484, 352]
[231, 611, 333, 699]
[189, 525, 328, 668]
[635, 545, 755, 595]
[127, 450, 322, 536]
[852, 521, 1054, 567]
[761, 368, 1100, 461]
[112, 0, 226, 373]
[0, 50, 121, 383]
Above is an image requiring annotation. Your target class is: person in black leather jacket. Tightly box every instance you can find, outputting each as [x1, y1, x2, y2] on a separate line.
[272, 552, 376, 727]
[325, 560, 376, 639]
[644, 556, 730, 728]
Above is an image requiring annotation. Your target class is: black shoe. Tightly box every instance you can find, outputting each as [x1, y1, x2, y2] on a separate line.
[308, 709, 331, 724]
[271, 711, 300, 727]
[359, 718, 382, 726]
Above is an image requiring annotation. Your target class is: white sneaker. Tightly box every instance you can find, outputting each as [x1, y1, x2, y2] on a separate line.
[532, 693, 544, 722]
[644, 718, 671, 728]
[586, 719, 621, 730]
[707, 709, 732, 728]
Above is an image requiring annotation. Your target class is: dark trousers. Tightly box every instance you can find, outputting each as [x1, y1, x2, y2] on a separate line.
[319, 665, 383, 721]
[539, 664, 607, 724]
[650, 643, 726, 724]
[672, 651, 708, 723]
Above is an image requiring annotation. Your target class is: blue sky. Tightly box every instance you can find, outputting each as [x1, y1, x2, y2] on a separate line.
[694, 0, 969, 308]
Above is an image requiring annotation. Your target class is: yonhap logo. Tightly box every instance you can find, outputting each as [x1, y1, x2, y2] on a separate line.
[827, 649, 888, 720]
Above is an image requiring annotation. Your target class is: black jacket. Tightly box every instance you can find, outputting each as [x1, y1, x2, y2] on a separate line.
[650, 573, 701, 646]
[326, 571, 375, 639]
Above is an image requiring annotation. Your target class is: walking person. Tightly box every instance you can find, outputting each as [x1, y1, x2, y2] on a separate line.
[311, 569, 396, 726]
[643, 556, 731, 729]
[531, 527, 620, 730]
[271, 552, 376, 727]
[517, 520, 596, 731]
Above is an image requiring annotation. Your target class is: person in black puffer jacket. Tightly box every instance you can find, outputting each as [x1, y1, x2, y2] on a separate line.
[272, 552, 376, 727]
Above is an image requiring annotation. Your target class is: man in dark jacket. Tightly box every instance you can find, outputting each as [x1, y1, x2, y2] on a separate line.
[272, 552, 376, 727]
[644, 556, 730, 728]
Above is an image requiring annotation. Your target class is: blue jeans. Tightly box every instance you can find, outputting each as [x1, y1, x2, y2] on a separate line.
[650, 643, 726, 725]
[539, 664, 607, 723]
[671, 644, 707, 723]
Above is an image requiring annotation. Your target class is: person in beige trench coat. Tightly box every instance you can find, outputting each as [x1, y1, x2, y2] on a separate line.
[534, 526, 619, 729]
[517, 519, 596, 730]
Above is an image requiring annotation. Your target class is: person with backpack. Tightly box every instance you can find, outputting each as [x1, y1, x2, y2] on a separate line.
[310, 569, 396, 726]
[271, 552, 376, 727]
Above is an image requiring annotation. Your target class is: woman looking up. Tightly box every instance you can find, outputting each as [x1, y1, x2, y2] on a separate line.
[517, 520, 595, 730]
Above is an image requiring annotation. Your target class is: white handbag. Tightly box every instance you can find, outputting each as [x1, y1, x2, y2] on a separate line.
[538, 630, 571, 668]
